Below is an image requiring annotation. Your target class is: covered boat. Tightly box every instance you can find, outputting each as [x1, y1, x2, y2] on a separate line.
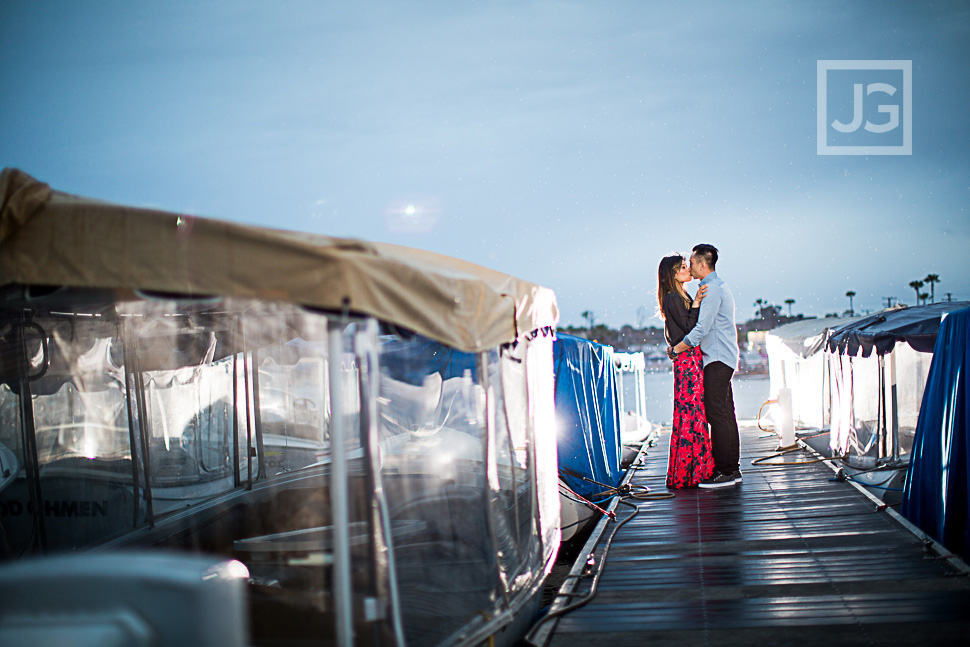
[552, 334, 622, 541]
[825, 302, 968, 466]
[0, 169, 561, 646]
[902, 306, 970, 560]
[765, 315, 860, 430]
[613, 351, 653, 467]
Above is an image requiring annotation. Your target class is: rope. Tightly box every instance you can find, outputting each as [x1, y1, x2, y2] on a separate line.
[529, 446, 676, 643]
[843, 477, 903, 492]
[751, 444, 841, 466]
[622, 482, 674, 501]
[526, 441, 676, 643]
[563, 468, 675, 502]
[524, 497, 640, 645]
[833, 465, 906, 491]
[559, 483, 616, 520]
[757, 397, 778, 432]
[796, 430, 831, 440]
[752, 398, 843, 466]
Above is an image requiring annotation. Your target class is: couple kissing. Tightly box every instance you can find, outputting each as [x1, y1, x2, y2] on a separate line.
[657, 244, 742, 489]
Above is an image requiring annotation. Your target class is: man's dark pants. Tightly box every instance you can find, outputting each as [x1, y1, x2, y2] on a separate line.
[703, 360, 740, 475]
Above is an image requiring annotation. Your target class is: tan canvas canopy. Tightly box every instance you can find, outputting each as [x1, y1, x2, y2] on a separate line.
[0, 168, 558, 352]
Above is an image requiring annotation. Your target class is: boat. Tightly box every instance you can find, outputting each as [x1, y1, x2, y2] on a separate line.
[824, 302, 968, 470]
[765, 314, 861, 430]
[612, 351, 657, 467]
[0, 168, 562, 646]
[737, 347, 769, 375]
[552, 334, 623, 542]
[765, 302, 968, 504]
[0, 551, 251, 647]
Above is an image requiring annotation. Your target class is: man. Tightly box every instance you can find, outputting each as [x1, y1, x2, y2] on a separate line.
[669, 243, 741, 488]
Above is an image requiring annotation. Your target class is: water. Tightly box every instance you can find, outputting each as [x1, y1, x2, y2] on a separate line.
[628, 370, 770, 426]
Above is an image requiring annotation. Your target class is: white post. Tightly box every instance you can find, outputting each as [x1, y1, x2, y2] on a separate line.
[636, 363, 646, 424]
[890, 348, 900, 463]
[821, 350, 829, 430]
[328, 321, 353, 647]
[778, 387, 795, 448]
[615, 359, 626, 417]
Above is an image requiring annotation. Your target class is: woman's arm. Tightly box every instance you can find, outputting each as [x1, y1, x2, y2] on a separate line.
[664, 293, 693, 343]
[684, 284, 707, 330]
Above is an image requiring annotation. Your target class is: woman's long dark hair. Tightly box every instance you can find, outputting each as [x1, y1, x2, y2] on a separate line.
[657, 254, 690, 321]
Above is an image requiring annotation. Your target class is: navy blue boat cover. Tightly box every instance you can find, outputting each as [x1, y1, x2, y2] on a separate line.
[554, 333, 622, 498]
[902, 306, 970, 559]
[826, 301, 970, 357]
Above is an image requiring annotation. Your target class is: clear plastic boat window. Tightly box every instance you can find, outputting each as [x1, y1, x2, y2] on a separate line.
[1, 290, 558, 647]
[376, 329, 497, 646]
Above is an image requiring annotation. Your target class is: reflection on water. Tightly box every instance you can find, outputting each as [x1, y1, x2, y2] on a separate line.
[641, 371, 769, 425]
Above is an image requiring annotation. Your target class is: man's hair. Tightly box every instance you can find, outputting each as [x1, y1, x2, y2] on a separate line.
[692, 243, 718, 270]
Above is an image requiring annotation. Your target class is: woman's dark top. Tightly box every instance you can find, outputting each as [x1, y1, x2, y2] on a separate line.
[663, 291, 700, 347]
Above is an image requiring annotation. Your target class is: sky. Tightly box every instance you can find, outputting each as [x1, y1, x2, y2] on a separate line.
[1, 1, 968, 328]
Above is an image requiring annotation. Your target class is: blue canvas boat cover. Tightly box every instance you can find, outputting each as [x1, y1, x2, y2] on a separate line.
[554, 333, 622, 498]
[902, 306, 970, 559]
[379, 333, 477, 385]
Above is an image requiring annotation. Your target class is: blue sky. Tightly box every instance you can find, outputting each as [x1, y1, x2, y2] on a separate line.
[1, 1, 967, 327]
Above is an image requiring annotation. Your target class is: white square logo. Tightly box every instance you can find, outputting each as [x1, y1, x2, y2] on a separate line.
[817, 60, 912, 155]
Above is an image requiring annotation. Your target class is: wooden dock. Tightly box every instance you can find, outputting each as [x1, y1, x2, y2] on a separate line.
[528, 424, 970, 646]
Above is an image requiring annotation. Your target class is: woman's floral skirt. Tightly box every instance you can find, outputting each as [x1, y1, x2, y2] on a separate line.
[667, 346, 715, 488]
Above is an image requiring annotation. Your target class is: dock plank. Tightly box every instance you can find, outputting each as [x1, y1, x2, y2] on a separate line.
[535, 425, 970, 646]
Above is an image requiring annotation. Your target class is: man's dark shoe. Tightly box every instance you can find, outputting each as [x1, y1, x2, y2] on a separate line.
[698, 472, 738, 489]
[728, 470, 743, 483]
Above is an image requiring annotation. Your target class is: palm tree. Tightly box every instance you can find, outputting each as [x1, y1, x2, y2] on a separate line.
[908, 280, 924, 306]
[845, 291, 856, 315]
[581, 310, 595, 330]
[924, 274, 940, 303]
[754, 298, 765, 318]
[784, 298, 795, 316]
[919, 292, 929, 306]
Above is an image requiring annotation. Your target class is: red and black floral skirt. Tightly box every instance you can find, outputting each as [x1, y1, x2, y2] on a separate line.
[667, 346, 715, 488]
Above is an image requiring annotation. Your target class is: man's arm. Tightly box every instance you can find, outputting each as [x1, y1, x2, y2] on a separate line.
[673, 283, 721, 354]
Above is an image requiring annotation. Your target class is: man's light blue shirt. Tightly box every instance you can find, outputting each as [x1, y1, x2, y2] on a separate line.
[683, 271, 740, 370]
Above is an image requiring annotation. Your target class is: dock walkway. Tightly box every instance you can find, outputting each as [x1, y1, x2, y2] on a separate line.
[531, 424, 970, 646]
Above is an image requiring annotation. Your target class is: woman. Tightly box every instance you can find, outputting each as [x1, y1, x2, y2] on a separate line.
[657, 254, 714, 488]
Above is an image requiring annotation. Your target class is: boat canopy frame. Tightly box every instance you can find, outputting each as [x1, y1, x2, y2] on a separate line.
[0, 167, 558, 354]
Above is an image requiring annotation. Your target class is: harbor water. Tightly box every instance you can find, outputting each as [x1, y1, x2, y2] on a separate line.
[633, 370, 770, 426]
